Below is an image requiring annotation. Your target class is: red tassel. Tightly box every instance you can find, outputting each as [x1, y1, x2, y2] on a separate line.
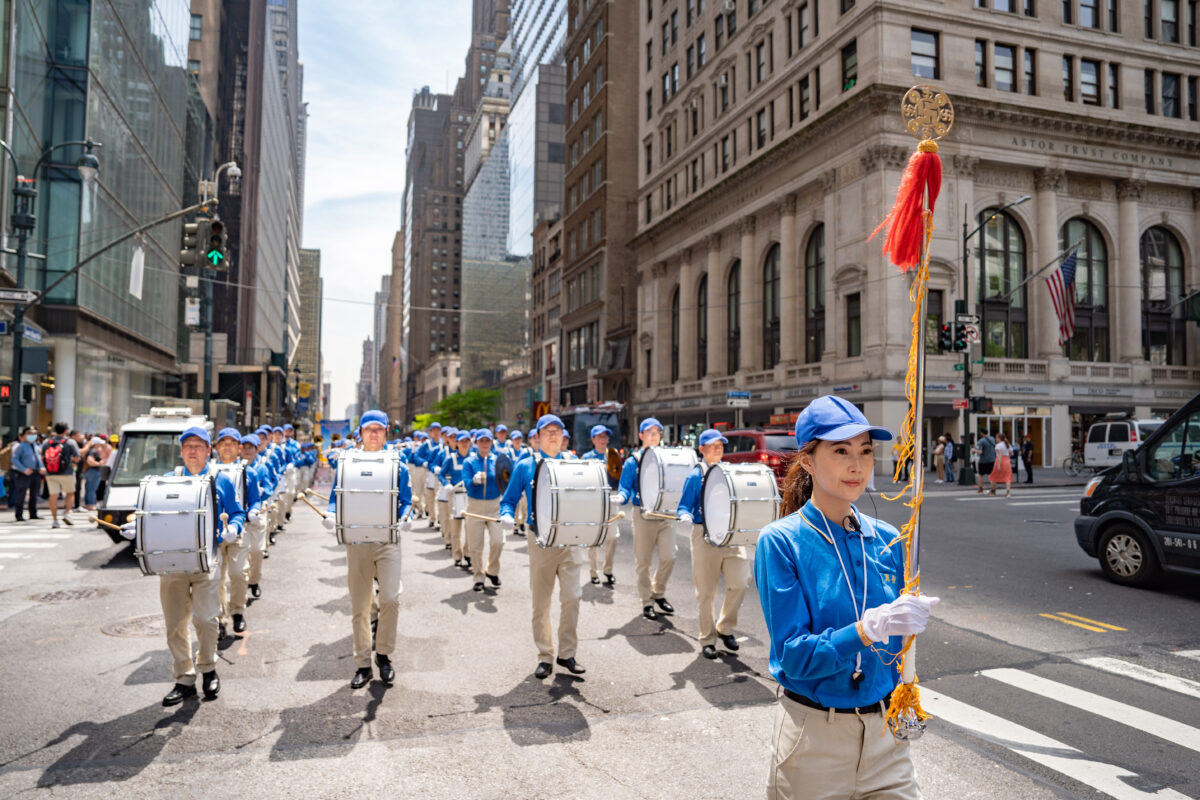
[870, 140, 942, 272]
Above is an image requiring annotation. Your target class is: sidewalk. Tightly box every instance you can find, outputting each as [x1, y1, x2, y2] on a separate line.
[898, 468, 1091, 489]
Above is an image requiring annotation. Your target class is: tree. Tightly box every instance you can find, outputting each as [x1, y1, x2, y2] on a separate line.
[432, 389, 501, 430]
[412, 413, 437, 431]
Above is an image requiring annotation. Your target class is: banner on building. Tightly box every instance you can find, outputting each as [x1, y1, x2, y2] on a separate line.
[320, 419, 353, 440]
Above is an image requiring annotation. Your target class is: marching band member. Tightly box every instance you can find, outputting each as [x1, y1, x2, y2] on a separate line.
[677, 429, 748, 659]
[617, 418, 677, 620]
[323, 410, 413, 689]
[508, 429, 529, 537]
[434, 427, 456, 546]
[410, 430, 429, 519]
[756, 396, 939, 799]
[582, 424, 618, 586]
[438, 431, 471, 566]
[463, 429, 503, 591]
[509, 429, 525, 458]
[212, 427, 255, 636]
[494, 424, 511, 456]
[561, 430, 575, 458]
[499, 414, 586, 680]
[239, 434, 270, 597]
[122, 426, 245, 706]
[424, 423, 445, 530]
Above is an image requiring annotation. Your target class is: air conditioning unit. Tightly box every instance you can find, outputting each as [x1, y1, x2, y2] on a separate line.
[722, 0, 735, 13]
[717, 74, 728, 88]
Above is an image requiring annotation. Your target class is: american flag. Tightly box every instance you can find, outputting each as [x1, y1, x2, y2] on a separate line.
[1045, 249, 1078, 346]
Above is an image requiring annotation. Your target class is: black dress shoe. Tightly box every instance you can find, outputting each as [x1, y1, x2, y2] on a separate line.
[556, 656, 586, 674]
[232, 614, 246, 633]
[534, 662, 553, 679]
[249, 584, 261, 598]
[454, 559, 462, 567]
[376, 655, 395, 685]
[643, 605, 658, 620]
[654, 597, 675, 613]
[702, 644, 718, 659]
[605, 574, 615, 586]
[445, 543, 452, 550]
[218, 623, 227, 641]
[268, 532, 277, 545]
[590, 576, 600, 584]
[162, 683, 197, 706]
[201, 670, 220, 699]
[486, 573, 501, 587]
[262, 550, 269, 559]
[473, 581, 484, 592]
[719, 633, 740, 651]
[350, 667, 372, 689]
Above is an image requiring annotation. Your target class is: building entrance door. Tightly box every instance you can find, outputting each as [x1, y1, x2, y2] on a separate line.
[977, 407, 1052, 467]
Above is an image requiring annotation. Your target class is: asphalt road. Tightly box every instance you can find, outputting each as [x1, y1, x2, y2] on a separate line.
[0, 474, 1196, 799]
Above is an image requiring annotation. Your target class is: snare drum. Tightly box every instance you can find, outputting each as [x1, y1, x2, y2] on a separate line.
[533, 459, 611, 548]
[335, 449, 403, 545]
[425, 472, 438, 490]
[209, 461, 247, 509]
[638, 447, 699, 515]
[701, 463, 780, 547]
[451, 486, 468, 520]
[134, 475, 217, 575]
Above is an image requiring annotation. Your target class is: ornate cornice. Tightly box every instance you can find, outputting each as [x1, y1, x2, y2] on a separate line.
[1034, 168, 1065, 192]
[860, 143, 909, 172]
[951, 154, 979, 180]
[776, 194, 798, 217]
[651, 260, 668, 278]
[1117, 179, 1147, 201]
[707, 232, 722, 251]
[741, 21, 774, 49]
[738, 215, 756, 236]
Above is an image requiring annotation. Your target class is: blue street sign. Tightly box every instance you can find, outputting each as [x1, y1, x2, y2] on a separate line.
[726, 390, 751, 399]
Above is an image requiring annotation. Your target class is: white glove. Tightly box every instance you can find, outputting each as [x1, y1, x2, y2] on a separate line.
[860, 594, 940, 642]
[400, 519, 412, 532]
[248, 510, 260, 523]
[499, 515, 515, 532]
[616, 492, 629, 506]
[119, 521, 137, 540]
[678, 513, 694, 525]
[434, 466, 443, 475]
[322, 517, 336, 531]
[473, 472, 484, 485]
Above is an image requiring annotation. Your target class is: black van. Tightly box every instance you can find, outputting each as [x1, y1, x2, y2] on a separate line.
[1075, 391, 1200, 587]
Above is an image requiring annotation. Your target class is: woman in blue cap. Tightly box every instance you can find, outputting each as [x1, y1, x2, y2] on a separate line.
[755, 395, 938, 800]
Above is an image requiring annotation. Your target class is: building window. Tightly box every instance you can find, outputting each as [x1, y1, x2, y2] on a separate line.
[190, 14, 203, 40]
[846, 293, 862, 357]
[750, 0, 761, 14]
[1109, 0, 1121, 29]
[673, 62, 680, 93]
[687, 45, 695, 78]
[1063, 0, 1073, 21]
[647, 40, 653, 70]
[1080, 0, 1101, 24]
[1145, 68, 1155, 113]
[720, 134, 732, 171]
[188, 59, 201, 73]
[672, 9, 679, 43]
[841, 0, 856, 12]
[756, 108, 767, 148]
[1189, 76, 1198, 120]
[1024, 48, 1037, 94]
[911, 30, 939, 79]
[762, 244, 781, 369]
[1025, 0, 1038, 15]
[716, 14, 725, 49]
[805, 225, 825, 363]
[671, 287, 681, 381]
[798, 3, 811, 47]
[697, 275, 708, 377]
[647, 89, 653, 120]
[1063, 56, 1075, 101]
[698, 33, 707, 66]
[1145, 0, 1154, 36]
[1108, 63, 1120, 106]
[798, 75, 811, 119]
[687, 0, 696, 26]
[975, 40, 987, 87]
[663, 21, 670, 55]
[1162, 71, 1182, 116]
[841, 41, 857, 90]
[1060, 219, 1109, 362]
[1163, 0, 1180, 40]
[995, 44, 1016, 91]
[1140, 227, 1186, 364]
[1080, 58, 1100, 103]
[727, 260, 741, 373]
[754, 41, 766, 84]
[977, 208, 1028, 359]
[720, 73, 730, 110]
[662, 72, 670, 103]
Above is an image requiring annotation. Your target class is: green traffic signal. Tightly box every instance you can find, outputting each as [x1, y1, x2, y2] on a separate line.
[206, 219, 228, 268]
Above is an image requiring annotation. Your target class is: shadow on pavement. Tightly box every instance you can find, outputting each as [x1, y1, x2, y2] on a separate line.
[118, 650, 174, 686]
[582, 580, 616, 606]
[314, 595, 351, 617]
[597, 615, 694, 656]
[73, 541, 140, 571]
[440, 587, 497, 616]
[472, 673, 598, 747]
[667, 653, 775, 707]
[269, 682, 387, 761]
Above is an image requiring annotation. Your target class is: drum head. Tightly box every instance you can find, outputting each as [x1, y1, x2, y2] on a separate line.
[495, 451, 514, 494]
[533, 459, 552, 538]
[702, 466, 732, 545]
[638, 449, 662, 510]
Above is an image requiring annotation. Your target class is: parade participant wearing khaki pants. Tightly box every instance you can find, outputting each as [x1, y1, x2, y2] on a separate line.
[323, 410, 413, 690]
[240, 435, 269, 599]
[499, 414, 586, 680]
[616, 418, 677, 620]
[677, 429, 749, 659]
[437, 431, 472, 566]
[463, 430, 503, 591]
[581, 425, 618, 586]
[424, 425, 445, 529]
[212, 427, 253, 636]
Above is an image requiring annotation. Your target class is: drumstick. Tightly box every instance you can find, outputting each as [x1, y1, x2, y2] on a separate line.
[89, 516, 125, 533]
[299, 493, 328, 519]
[461, 511, 503, 523]
[306, 488, 329, 501]
[642, 510, 679, 521]
[604, 511, 626, 524]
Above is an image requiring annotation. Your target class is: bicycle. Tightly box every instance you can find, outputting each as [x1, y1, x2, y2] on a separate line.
[1062, 450, 1085, 477]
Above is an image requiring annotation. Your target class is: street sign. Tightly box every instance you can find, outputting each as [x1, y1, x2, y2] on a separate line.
[953, 363, 965, 371]
[727, 397, 750, 408]
[726, 390, 751, 399]
[953, 398, 969, 410]
[298, 381, 311, 399]
[963, 324, 981, 342]
[955, 313, 980, 325]
[22, 323, 42, 344]
[0, 288, 37, 304]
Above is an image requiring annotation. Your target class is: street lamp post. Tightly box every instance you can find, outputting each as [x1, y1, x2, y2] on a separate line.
[0, 139, 101, 441]
[958, 194, 1030, 485]
[200, 161, 240, 420]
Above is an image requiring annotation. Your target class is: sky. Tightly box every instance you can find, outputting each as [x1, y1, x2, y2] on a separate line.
[298, 0, 472, 418]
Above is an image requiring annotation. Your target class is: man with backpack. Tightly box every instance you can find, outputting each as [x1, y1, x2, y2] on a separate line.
[42, 422, 81, 528]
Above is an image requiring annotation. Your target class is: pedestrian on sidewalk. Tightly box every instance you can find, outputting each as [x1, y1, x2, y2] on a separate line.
[42, 422, 81, 528]
[972, 429, 996, 495]
[71, 430, 87, 509]
[991, 433, 1014, 498]
[12, 426, 45, 521]
[933, 435, 946, 483]
[0, 437, 15, 508]
[943, 433, 956, 484]
[1021, 433, 1035, 484]
[81, 437, 106, 510]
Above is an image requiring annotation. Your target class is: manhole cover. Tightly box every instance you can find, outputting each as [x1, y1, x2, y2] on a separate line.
[102, 614, 166, 638]
[30, 587, 110, 603]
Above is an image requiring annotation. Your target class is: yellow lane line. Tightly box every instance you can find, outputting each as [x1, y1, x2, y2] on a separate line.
[1055, 612, 1127, 631]
[1039, 613, 1107, 632]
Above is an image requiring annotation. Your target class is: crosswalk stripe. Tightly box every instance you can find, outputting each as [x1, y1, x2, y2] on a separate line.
[1079, 657, 1200, 701]
[1174, 650, 1200, 663]
[0, 534, 72, 540]
[981, 668, 1200, 755]
[1008, 500, 1079, 507]
[0, 542, 58, 549]
[923, 687, 1191, 800]
[0, 552, 28, 558]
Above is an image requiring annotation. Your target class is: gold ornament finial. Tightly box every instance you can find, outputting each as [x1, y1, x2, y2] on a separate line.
[901, 84, 954, 141]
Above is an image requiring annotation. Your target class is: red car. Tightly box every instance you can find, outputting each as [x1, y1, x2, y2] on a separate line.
[720, 429, 797, 481]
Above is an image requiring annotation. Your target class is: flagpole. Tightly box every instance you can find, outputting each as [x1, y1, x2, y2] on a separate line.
[999, 238, 1084, 302]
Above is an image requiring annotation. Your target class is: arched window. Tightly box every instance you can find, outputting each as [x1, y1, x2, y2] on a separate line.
[727, 260, 741, 374]
[804, 225, 825, 363]
[697, 275, 708, 378]
[670, 286, 681, 382]
[1140, 226, 1186, 365]
[1059, 219, 1109, 362]
[762, 244, 781, 370]
[977, 209, 1027, 358]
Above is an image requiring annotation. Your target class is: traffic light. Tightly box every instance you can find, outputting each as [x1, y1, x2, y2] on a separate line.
[952, 323, 969, 352]
[180, 219, 207, 268]
[205, 218, 227, 268]
[938, 324, 954, 353]
[970, 396, 993, 414]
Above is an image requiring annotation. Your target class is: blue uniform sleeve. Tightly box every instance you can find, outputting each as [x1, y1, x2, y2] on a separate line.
[499, 459, 531, 519]
[397, 464, 413, 520]
[754, 526, 867, 685]
[617, 457, 638, 505]
[327, 466, 339, 514]
[677, 467, 702, 520]
[245, 466, 263, 514]
[462, 456, 478, 493]
[214, 473, 246, 540]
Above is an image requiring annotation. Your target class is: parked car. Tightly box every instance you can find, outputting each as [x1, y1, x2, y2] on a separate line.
[1082, 416, 1162, 469]
[721, 429, 797, 481]
[1075, 392, 1200, 587]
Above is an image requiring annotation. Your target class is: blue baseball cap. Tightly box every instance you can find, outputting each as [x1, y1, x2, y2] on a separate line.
[456, 430, 470, 441]
[429, 422, 442, 431]
[271, 426, 283, 433]
[496, 424, 508, 433]
[477, 429, 494, 441]
[589, 425, 610, 439]
[698, 429, 729, 446]
[562, 430, 570, 440]
[510, 430, 524, 439]
[360, 410, 388, 430]
[415, 431, 427, 439]
[795, 395, 893, 448]
[240, 433, 261, 447]
[179, 426, 211, 446]
[283, 424, 294, 431]
[535, 413, 565, 433]
[216, 427, 241, 443]
[639, 418, 663, 434]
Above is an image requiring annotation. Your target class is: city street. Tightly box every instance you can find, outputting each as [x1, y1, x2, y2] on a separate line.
[0, 475, 1197, 799]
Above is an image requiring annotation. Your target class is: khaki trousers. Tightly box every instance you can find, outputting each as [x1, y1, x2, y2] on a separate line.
[218, 537, 250, 623]
[409, 467, 426, 515]
[246, 516, 267, 585]
[528, 543, 582, 662]
[465, 497, 503, 580]
[346, 542, 402, 669]
[516, 494, 527, 530]
[447, 514, 465, 561]
[424, 482, 439, 527]
[768, 693, 921, 800]
[633, 511, 678, 605]
[690, 526, 750, 645]
[588, 530, 618, 578]
[160, 551, 222, 685]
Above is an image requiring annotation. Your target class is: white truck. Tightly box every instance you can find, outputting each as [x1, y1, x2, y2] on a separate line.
[96, 407, 213, 542]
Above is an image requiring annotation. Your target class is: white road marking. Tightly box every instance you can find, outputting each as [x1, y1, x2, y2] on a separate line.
[982, 668, 1200, 754]
[0, 542, 58, 549]
[0, 534, 72, 540]
[923, 687, 1191, 800]
[1007, 500, 1080, 507]
[0, 552, 28, 558]
[1079, 657, 1200, 701]
[1174, 650, 1200, 663]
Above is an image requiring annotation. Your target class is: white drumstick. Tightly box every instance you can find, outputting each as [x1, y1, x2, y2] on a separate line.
[220, 512, 230, 539]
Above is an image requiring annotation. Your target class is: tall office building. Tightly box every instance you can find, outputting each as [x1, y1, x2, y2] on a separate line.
[357, 337, 377, 417]
[297, 248, 323, 422]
